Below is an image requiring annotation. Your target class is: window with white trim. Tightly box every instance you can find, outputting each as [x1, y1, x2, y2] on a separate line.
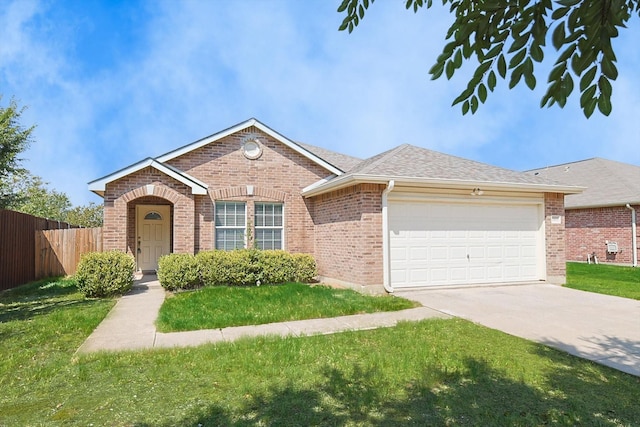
[215, 202, 246, 250]
[255, 203, 283, 250]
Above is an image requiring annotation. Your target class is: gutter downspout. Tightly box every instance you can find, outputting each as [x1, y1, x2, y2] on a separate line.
[382, 180, 395, 293]
[626, 204, 637, 267]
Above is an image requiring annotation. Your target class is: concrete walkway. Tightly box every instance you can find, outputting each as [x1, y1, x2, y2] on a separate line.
[76, 276, 450, 354]
[398, 284, 640, 377]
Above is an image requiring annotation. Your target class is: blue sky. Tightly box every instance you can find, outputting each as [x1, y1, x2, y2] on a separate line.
[1, 0, 639, 206]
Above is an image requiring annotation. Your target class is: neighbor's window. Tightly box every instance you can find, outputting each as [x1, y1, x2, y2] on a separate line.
[215, 202, 246, 250]
[255, 203, 283, 250]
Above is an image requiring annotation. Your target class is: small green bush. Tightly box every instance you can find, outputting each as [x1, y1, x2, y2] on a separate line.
[259, 250, 296, 285]
[197, 249, 260, 286]
[158, 253, 200, 291]
[292, 253, 318, 283]
[195, 249, 317, 286]
[75, 251, 135, 298]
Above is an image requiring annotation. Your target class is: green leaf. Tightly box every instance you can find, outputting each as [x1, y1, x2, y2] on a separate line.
[601, 57, 619, 79]
[497, 54, 507, 78]
[552, 24, 566, 50]
[509, 49, 527, 69]
[583, 96, 597, 118]
[508, 35, 529, 54]
[483, 43, 504, 60]
[579, 65, 597, 91]
[429, 62, 444, 79]
[598, 94, 613, 116]
[478, 83, 487, 103]
[580, 85, 597, 108]
[524, 71, 536, 90]
[452, 88, 473, 106]
[551, 6, 570, 20]
[530, 44, 544, 62]
[598, 75, 613, 99]
[445, 60, 455, 79]
[487, 70, 497, 91]
[462, 99, 470, 114]
[453, 49, 463, 68]
[470, 95, 479, 113]
[509, 66, 524, 89]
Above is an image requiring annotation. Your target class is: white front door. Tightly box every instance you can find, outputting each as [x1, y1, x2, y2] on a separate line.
[136, 205, 170, 272]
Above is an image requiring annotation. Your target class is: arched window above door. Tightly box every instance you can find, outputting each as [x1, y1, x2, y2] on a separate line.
[144, 211, 163, 220]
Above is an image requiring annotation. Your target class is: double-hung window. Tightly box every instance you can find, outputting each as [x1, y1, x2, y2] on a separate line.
[215, 202, 246, 250]
[255, 203, 283, 250]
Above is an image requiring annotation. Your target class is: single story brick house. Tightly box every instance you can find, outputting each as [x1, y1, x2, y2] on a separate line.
[89, 118, 581, 293]
[528, 158, 639, 267]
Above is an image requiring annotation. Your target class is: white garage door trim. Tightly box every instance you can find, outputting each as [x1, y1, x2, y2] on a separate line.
[387, 194, 545, 289]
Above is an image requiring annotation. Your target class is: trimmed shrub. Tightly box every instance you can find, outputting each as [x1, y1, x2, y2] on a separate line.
[196, 249, 317, 286]
[259, 250, 296, 285]
[158, 253, 200, 291]
[292, 253, 318, 283]
[75, 251, 135, 298]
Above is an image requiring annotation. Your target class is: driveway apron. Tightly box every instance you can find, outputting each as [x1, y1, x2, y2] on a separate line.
[398, 283, 640, 377]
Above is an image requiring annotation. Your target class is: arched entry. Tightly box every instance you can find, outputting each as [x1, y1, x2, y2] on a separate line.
[136, 205, 171, 271]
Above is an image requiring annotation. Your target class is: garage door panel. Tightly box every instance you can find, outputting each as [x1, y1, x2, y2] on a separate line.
[389, 200, 542, 288]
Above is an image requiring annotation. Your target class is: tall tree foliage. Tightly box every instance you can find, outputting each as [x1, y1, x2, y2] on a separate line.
[0, 97, 34, 207]
[338, 0, 639, 117]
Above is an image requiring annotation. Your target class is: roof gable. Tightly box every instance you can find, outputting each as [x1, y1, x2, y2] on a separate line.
[88, 158, 208, 197]
[527, 158, 640, 208]
[155, 118, 345, 176]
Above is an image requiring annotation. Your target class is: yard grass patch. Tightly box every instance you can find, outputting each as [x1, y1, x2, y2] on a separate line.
[566, 262, 640, 300]
[156, 282, 418, 332]
[3, 276, 640, 426]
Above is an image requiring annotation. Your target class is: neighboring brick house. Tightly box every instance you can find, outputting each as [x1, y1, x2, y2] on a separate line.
[90, 118, 581, 293]
[528, 158, 639, 267]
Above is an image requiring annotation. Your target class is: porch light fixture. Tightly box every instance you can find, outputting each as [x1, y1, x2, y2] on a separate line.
[470, 187, 484, 196]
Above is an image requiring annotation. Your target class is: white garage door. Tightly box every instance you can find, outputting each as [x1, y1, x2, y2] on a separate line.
[389, 200, 542, 288]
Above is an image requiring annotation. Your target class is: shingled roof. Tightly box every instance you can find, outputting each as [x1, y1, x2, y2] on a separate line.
[527, 158, 640, 208]
[295, 142, 362, 172]
[303, 144, 582, 196]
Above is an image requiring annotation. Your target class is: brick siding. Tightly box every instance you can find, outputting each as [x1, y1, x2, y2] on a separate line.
[566, 205, 639, 265]
[311, 184, 385, 289]
[544, 192, 566, 283]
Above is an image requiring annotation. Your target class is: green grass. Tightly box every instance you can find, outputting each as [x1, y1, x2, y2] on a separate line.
[2, 278, 640, 426]
[566, 262, 640, 300]
[156, 282, 419, 332]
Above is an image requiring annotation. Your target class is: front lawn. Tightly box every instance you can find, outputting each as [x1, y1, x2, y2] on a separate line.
[566, 262, 640, 300]
[156, 282, 418, 332]
[2, 277, 640, 426]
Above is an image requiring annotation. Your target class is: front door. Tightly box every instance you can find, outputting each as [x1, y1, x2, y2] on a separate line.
[136, 205, 171, 272]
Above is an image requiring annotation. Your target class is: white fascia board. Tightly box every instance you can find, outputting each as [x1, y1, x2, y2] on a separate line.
[302, 174, 585, 197]
[88, 158, 208, 196]
[155, 118, 344, 176]
[302, 175, 337, 193]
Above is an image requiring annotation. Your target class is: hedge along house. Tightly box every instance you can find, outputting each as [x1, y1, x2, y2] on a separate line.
[89, 118, 582, 293]
[528, 158, 640, 267]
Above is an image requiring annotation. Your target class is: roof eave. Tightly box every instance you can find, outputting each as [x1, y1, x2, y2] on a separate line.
[87, 158, 208, 196]
[302, 174, 585, 197]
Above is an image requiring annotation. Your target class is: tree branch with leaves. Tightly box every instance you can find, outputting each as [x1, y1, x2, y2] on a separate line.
[338, 0, 639, 117]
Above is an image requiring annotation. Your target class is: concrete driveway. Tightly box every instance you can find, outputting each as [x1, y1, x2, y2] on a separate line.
[397, 283, 640, 377]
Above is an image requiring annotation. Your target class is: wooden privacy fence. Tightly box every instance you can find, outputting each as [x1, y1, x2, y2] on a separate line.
[0, 209, 102, 291]
[35, 228, 103, 279]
